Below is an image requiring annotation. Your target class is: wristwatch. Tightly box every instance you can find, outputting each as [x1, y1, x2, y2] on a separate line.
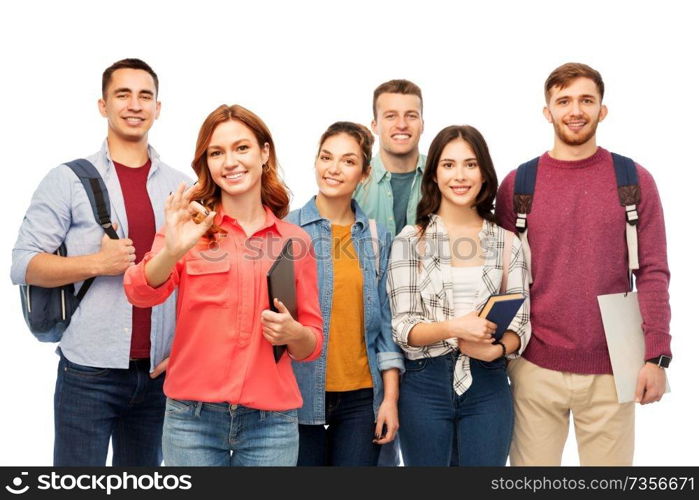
[646, 355, 671, 368]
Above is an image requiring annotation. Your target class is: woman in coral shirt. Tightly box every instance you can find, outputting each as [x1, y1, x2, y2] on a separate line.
[124, 104, 322, 466]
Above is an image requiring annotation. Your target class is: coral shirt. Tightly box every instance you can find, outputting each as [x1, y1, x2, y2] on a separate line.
[124, 206, 323, 410]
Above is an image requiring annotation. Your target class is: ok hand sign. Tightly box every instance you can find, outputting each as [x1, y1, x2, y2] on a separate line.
[164, 182, 217, 260]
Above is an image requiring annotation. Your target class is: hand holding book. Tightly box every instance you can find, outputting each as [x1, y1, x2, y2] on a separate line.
[477, 293, 525, 341]
[448, 311, 497, 344]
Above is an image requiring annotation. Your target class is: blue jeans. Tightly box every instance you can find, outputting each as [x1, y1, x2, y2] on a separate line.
[298, 388, 381, 466]
[162, 399, 299, 466]
[53, 351, 165, 466]
[399, 352, 514, 466]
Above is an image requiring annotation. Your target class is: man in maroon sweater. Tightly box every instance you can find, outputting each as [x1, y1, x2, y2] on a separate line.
[495, 63, 671, 465]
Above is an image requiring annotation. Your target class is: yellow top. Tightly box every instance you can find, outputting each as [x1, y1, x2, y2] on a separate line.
[325, 224, 373, 392]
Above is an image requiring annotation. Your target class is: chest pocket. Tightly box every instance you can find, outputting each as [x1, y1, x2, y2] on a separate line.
[184, 259, 232, 308]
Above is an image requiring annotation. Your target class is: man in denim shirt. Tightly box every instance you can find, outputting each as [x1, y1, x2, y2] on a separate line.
[353, 79, 426, 465]
[10, 58, 190, 466]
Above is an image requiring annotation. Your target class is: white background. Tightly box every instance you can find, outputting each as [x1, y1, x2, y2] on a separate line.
[1, 0, 696, 466]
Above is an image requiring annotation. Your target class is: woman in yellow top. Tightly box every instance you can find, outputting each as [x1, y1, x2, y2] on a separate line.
[286, 122, 404, 465]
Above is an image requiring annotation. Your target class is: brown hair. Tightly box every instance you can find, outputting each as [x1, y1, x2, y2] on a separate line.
[545, 62, 604, 103]
[372, 79, 423, 119]
[317, 121, 374, 175]
[102, 58, 159, 98]
[190, 104, 290, 240]
[415, 125, 498, 235]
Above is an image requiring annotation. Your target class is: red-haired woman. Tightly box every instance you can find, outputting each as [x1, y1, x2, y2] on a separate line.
[124, 104, 322, 466]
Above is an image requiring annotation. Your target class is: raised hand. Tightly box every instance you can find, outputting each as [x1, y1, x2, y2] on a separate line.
[163, 182, 216, 260]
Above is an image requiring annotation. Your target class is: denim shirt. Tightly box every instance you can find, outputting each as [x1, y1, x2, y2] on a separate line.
[10, 140, 191, 370]
[286, 197, 405, 425]
[353, 153, 426, 237]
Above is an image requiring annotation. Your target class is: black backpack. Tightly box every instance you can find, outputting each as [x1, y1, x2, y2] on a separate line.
[19, 159, 119, 342]
[513, 152, 640, 284]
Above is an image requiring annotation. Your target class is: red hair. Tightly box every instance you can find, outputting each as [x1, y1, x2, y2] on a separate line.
[190, 104, 290, 239]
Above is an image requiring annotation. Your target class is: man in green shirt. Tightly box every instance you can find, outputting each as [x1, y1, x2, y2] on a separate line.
[354, 79, 425, 466]
[354, 79, 426, 238]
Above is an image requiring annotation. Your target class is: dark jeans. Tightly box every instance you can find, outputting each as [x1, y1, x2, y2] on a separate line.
[53, 351, 165, 466]
[399, 352, 514, 466]
[298, 388, 381, 466]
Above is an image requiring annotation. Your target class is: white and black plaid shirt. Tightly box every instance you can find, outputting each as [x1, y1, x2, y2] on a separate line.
[387, 214, 531, 395]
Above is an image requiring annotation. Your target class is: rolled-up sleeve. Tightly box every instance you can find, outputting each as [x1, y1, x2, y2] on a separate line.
[11, 167, 73, 285]
[504, 234, 531, 358]
[292, 234, 323, 362]
[123, 228, 181, 308]
[386, 229, 428, 354]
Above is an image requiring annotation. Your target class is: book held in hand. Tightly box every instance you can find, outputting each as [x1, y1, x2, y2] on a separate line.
[478, 293, 525, 341]
[267, 239, 297, 362]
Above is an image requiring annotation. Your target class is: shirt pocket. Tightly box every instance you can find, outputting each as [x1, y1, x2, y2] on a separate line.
[183, 258, 232, 309]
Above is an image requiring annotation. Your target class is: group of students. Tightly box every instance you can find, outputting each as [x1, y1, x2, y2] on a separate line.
[11, 58, 672, 467]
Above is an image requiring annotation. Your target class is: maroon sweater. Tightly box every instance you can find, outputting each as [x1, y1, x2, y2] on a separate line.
[114, 160, 156, 359]
[495, 148, 671, 374]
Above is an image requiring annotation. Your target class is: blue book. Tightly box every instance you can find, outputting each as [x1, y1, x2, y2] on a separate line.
[478, 293, 525, 341]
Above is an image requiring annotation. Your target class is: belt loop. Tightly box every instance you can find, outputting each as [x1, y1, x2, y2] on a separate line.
[194, 401, 203, 417]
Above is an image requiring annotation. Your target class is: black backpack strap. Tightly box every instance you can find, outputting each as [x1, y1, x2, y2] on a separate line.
[64, 159, 120, 303]
[513, 157, 539, 233]
[64, 159, 119, 239]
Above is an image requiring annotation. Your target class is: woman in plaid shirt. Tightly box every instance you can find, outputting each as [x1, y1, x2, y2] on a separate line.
[386, 125, 531, 466]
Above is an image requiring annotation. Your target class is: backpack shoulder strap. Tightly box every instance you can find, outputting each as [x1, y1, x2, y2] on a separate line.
[368, 219, 380, 281]
[611, 152, 640, 218]
[513, 156, 539, 233]
[512, 157, 538, 285]
[64, 159, 119, 240]
[63, 159, 119, 303]
[611, 153, 640, 273]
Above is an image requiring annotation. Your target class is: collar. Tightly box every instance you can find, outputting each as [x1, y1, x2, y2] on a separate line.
[298, 196, 369, 230]
[214, 204, 281, 236]
[100, 139, 161, 175]
[425, 213, 492, 242]
[370, 152, 425, 182]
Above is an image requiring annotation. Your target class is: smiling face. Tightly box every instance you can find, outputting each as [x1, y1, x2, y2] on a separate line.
[544, 76, 607, 148]
[435, 138, 484, 212]
[206, 119, 269, 203]
[315, 132, 367, 200]
[98, 68, 160, 144]
[371, 92, 424, 157]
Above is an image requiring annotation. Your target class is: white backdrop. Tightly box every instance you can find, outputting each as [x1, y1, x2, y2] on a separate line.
[1, 0, 696, 466]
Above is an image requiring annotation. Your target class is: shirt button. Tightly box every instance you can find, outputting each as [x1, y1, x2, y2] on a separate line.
[387, 193, 392, 198]
[124, 328, 129, 334]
